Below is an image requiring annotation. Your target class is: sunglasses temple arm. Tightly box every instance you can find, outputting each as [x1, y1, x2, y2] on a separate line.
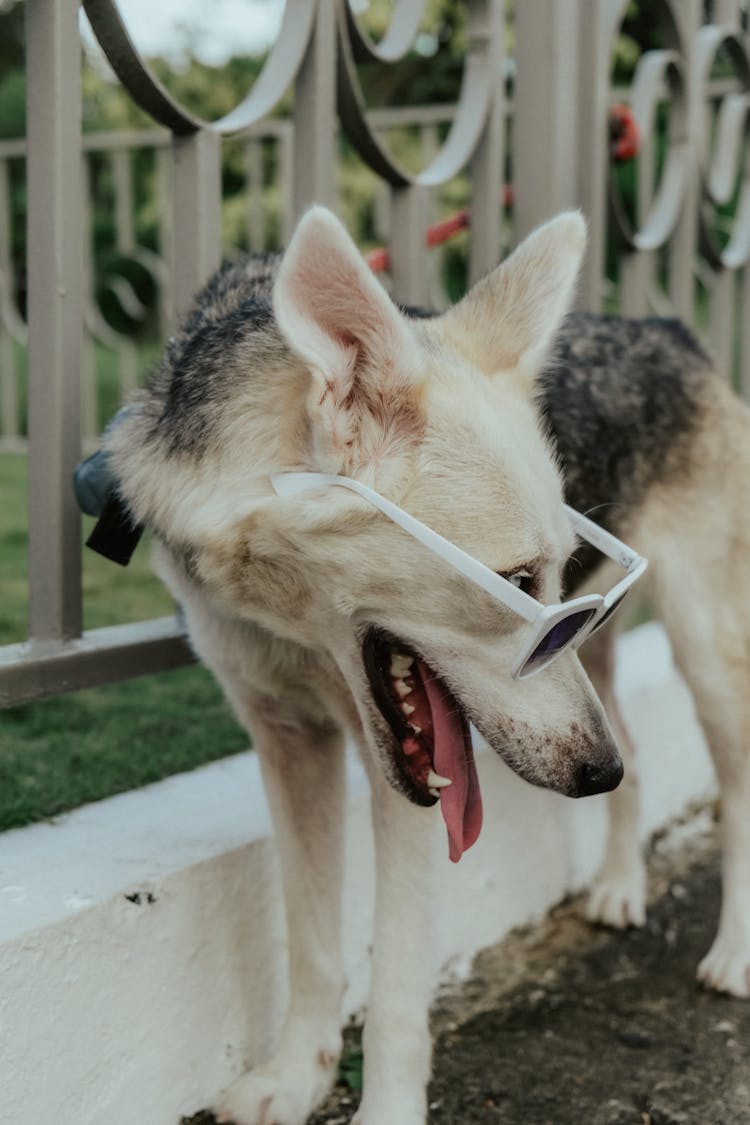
[271, 472, 541, 622]
[564, 505, 645, 572]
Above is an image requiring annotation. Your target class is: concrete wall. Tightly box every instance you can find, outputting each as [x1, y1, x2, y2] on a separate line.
[0, 623, 716, 1124]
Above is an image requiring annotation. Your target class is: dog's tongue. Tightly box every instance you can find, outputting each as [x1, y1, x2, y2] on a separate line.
[418, 661, 483, 863]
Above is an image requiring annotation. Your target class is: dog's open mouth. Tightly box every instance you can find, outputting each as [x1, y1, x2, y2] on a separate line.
[362, 627, 483, 863]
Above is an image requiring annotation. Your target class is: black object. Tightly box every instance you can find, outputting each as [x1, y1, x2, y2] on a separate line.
[85, 492, 143, 566]
[72, 407, 144, 566]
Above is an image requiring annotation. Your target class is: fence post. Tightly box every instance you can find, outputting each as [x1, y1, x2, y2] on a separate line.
[293, 0, 337, 214]
[390, 185, 429, 307]
[668, 0, 701, 325]
[575, 0, 615, 311]
[25, 0, 83, 643]
[513, 0, 582, 244]
[468, 0, 505, 285]
[0, 159, 21, 445]
[171, 130, 222, 320]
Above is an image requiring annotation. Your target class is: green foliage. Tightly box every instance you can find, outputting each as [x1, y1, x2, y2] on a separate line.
[0, 67, 24, 139]
[0, 453, 247, 831]
[338, 1042, 364, 1092]
[0, 666, 247, 832]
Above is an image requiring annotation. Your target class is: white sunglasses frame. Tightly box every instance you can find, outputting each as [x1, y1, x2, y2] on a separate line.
[270, 472, 648, 679]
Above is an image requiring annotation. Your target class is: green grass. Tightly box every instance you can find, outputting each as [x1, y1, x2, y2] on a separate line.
[0, 453, 249, 832]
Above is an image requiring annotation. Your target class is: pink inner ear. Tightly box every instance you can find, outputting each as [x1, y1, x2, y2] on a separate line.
[274, 209, 415, 395]
[288, 248, 399, 364]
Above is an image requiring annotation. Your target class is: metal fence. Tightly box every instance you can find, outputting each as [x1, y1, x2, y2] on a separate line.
[1, 0, 750, 708]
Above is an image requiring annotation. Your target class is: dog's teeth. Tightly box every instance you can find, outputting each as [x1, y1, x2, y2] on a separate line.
[401, 701, 415, 715]
[429, 787, 440, 798]
[390, 652, 414, 679]
[427, 769, 451, 788]
[410, 724, 421, 734]
[394, 679, 412, 698]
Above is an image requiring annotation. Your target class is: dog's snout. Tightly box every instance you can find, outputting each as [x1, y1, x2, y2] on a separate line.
[575, 756, 624, 797]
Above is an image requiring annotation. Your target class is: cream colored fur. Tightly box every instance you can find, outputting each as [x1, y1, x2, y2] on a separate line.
[106, 206, 750, 1125]
[108, 208, 620, 1125]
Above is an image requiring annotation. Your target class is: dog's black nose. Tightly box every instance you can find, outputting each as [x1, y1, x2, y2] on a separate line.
[575, 757, 624, 796]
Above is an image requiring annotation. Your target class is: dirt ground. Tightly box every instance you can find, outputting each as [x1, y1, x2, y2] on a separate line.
[188, 805, 750, 1125]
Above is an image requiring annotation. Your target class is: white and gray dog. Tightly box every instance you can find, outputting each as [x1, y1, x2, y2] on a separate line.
[103, 208, 750, 1124]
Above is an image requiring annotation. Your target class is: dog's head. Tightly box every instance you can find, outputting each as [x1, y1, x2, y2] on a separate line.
[111, 207, 622, 861]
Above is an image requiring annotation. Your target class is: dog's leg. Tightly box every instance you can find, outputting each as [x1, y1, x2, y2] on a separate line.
[697, 747, 750, 998]
[581, 626, 647, 929]
[353, 761, 438, 1125]
[669, 652, 750, 999]
[215, 695, 347, 1125]
[653, 546, 750, 999]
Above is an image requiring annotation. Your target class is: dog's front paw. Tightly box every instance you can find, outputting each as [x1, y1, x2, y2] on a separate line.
[585, 863, 646, 929]
[352, 1111, 425, 1125]
[697, 931, 750, 998]
[351, 1091, 426, 1125]
[215, 1042, 340, 1125]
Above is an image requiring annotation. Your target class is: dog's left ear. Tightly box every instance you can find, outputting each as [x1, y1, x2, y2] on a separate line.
[441, 211, 586, 383]
[273, 206, 422, 467]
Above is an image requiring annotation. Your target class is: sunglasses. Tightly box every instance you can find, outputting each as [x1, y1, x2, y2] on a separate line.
[270, 472, 648, 679]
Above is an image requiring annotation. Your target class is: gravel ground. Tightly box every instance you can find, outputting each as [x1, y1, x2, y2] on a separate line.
[188, 804, 750, 1125]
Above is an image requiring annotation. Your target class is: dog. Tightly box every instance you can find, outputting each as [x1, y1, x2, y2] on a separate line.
[103, 207, 750, 1124]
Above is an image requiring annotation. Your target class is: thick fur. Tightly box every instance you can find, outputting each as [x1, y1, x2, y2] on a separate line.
[107, 209, 750, 1125]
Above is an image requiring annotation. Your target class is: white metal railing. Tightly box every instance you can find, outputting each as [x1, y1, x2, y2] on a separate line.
[1, 0, 750, 707]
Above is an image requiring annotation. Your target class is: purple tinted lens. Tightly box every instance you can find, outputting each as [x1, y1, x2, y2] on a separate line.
[521, 608, 597, 675]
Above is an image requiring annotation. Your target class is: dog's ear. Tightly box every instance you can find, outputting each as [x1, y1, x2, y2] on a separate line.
[273, 206, 423, 467]
[441, 211, 586, 383]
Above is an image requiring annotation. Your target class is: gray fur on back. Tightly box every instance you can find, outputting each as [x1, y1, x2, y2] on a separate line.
[541, 313, 711, 519]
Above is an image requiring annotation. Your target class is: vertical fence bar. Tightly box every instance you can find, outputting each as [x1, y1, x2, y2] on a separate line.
[421, 124, 443, 307]
[467, 0, 504, 285]
[707, 0, 742, 380]
[277, 123, 295, 246]
[620, 124, 657, 317]
[111, 147, 139, 397]
[740, 268, 750, 399]
[390, 184, 428, 307]
[112, 149, 135, 253]
[513, 0, 581, 244]
[81, 155, 101, 442]
[575, 0, 615, 311]
[0, 158, 20, 444]
[171, 130, 222, 320]
[293, 0, 336, 215]
[668, 0, 701, 323]
[245, 139, 266, 252]
[709, 268, 735, 377]
[25, 0, 83, 643]
[715, 0, 741, 25]
[153, 144, 174, 335]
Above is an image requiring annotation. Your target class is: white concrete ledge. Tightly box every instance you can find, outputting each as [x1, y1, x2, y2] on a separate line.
[0, 623, 716, 1124]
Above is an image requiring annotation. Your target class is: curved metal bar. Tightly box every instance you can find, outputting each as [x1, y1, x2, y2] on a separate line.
[695, 25, 750, 270]
[709, 93, 750, 203]
[345, 0, 428, 64]
[82, 0, 316, 136]
[609, 49, 689, 252]
[603, 0, 631, 49]
[336, 10, 410, 187]
[337, 0, 494, 189]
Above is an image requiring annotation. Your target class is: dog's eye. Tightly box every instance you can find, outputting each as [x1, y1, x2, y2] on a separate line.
[504, 569, 536, 595]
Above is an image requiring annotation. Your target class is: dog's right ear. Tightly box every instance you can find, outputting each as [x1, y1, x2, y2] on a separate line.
[273, 206, 422, 468]
[440, 211, 587, 385]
